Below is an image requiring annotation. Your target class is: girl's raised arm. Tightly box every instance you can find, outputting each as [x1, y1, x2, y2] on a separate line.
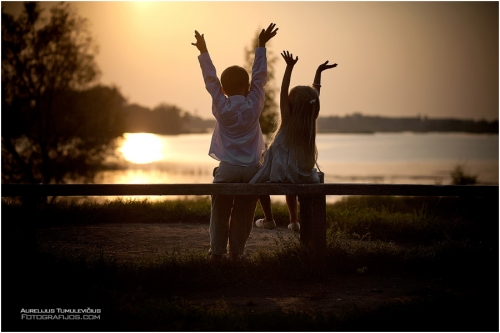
[280, 51, 298, 124]
[312, 60, 338, 96]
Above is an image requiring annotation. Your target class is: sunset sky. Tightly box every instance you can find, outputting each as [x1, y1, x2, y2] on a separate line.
[3, 1, 499, 121]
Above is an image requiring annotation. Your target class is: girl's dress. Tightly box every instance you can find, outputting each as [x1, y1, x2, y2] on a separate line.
[249, 131, 321, 184]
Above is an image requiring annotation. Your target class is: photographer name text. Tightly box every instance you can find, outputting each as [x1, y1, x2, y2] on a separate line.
[20, 308, 101, 320]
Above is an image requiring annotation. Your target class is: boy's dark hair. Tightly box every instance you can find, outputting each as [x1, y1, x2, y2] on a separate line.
[221, 66, 249, 96]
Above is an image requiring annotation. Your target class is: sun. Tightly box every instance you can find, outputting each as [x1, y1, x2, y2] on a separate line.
[120, 133, 164, 164]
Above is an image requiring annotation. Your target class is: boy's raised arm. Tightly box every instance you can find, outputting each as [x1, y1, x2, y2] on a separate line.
[191, 30, 208, 54]
[312, 61, 337, 95]
[258, 23, 278, 48]
[280, 51, 298, 124]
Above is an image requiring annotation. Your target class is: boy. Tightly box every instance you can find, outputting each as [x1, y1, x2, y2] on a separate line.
[191, 23, 278, 261]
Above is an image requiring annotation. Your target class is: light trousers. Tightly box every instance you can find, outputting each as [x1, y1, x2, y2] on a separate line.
[210, 161, 260, 256]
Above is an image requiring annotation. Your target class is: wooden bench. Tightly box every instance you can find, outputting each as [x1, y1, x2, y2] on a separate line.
[2, 183, 498, 270]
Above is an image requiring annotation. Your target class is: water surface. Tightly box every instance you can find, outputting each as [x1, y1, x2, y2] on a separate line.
[96, 132, 498, 201]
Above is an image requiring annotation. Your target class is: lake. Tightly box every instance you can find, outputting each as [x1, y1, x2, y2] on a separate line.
[96, 132, 498, 202]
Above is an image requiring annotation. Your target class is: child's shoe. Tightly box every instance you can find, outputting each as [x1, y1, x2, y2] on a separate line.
[288, 222, 300, 232]
[255, 218, 276, 230]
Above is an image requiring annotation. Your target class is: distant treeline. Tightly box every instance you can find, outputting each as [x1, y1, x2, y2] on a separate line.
[318, 113, 498, 134]
[123, 103, 214, 134]
[123, 105, 498, 135]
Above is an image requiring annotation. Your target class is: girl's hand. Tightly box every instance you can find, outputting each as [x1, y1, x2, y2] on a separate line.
[281, 50, 298, 67]
[317, 60, 337, 72]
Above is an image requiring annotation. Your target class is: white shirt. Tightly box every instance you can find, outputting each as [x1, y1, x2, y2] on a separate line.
[198, 48, 267, 166]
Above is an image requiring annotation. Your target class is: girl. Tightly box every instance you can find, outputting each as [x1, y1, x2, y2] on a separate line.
[250, 50, 337, 231]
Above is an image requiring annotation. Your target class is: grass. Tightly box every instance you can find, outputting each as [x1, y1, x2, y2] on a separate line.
[2, 196, 214, 226]
[1, 195, 498, 331]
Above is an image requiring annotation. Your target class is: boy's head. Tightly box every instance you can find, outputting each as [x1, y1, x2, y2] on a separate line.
[221, 66, 250, 96]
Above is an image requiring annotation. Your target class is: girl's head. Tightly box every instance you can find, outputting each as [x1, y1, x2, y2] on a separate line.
[288, 85, 320, 120]
[281, 85, 321, 170]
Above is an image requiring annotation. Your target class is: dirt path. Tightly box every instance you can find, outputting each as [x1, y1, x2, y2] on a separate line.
[37, 222, 288, 261]
[36, 222, 453, 315]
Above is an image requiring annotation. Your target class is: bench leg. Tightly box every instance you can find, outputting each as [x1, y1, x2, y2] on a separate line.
[298, 195, 313, 245]
[298, 195, 327, 273]
[311, 195, 327, 272]
[21, 196, 39, 258]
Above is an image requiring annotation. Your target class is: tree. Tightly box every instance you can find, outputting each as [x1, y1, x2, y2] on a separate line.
[2, 2, 126, 184]
[450, 163, 478, 185]
[244, 31, 279, 144]
[151, 103, 187, 134]
[122, 103, 190, 134]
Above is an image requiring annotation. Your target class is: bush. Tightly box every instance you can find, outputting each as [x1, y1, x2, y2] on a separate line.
[450, 163, 477, 185]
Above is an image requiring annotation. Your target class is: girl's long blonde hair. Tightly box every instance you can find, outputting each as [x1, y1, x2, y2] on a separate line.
[279, 85, 320, 170]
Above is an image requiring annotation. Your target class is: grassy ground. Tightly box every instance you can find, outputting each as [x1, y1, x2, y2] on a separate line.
[1, 195, 498, 331]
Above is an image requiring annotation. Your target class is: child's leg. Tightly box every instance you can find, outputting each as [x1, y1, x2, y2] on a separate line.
[209, 164, 236, 257]
[229, 195, 259, 257]
[258, 195, 274, 222]
[227, 164, 261, 258]
[286, 195, 298, 223]
[210, 194, 233, 255]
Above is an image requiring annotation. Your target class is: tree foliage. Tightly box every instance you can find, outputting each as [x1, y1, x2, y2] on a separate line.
[450, 164, 478, 185]
[2, 2, 126, 184]
[244, 31, 279, 144]
[151, 104, 188, 134]
[123, 103, 190, 134]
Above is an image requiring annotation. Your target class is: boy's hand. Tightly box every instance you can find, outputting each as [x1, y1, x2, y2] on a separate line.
[191, 30, 208, 54]
[281, 50, 298, 67]
[317, 60, 337, 72]
[258, 23, 278, 47]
